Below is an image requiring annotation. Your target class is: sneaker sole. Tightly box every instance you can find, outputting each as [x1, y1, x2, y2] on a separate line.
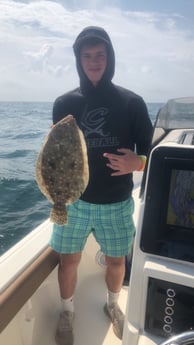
[55, 332, 74, 345]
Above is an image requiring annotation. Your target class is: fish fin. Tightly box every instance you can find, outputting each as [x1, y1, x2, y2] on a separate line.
[50, 206, 68, 225]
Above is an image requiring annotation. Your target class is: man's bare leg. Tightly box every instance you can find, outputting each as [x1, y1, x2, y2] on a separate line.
[58, 252, 82, 299]
[104, 255, 126, 339]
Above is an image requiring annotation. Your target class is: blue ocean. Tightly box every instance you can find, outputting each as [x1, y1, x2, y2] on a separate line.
[0, 101, 162, 255]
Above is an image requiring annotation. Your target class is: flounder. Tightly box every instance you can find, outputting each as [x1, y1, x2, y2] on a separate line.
[35, 115, 89, 225]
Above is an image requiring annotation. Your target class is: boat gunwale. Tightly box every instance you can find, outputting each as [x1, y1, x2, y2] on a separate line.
[0, 246, 59, 333]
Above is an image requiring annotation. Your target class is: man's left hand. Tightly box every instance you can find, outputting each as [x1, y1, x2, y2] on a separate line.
[103, 148, 142, 176]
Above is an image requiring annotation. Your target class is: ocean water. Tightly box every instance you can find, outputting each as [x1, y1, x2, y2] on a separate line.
[0, 101, 162, 255]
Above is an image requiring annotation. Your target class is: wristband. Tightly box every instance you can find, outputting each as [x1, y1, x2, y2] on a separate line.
[137, 155, 146, 171]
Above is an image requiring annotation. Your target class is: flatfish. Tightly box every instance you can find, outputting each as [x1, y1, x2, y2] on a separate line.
[35, 115, 89, 225]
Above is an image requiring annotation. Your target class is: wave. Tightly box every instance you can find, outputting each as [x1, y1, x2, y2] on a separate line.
[14, 131, 45, 140]
[0, 149, 35, 159]
[0, 177, 50, 254]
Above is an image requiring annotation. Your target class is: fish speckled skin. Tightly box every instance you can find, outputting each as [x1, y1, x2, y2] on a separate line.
[35, 115, 89, 225]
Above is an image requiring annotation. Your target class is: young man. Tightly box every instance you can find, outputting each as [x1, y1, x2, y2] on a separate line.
[50, 26, 153, 345]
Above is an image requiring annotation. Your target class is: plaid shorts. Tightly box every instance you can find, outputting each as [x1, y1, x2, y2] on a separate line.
[50, 197, 135, 257]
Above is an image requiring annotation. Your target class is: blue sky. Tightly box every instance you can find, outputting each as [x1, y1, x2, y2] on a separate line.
[0, 0, 194, 102]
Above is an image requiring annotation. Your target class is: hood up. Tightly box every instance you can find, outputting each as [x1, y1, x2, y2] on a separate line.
[73, 26, 115, 93]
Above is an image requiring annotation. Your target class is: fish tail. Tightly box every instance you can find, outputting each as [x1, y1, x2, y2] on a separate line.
[50, 206, 68, 225]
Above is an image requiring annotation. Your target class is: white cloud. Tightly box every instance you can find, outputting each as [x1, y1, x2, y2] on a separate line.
[0, 0, 194, 102]
[141, 65, 152, 74]
[24, 44, 53, 72]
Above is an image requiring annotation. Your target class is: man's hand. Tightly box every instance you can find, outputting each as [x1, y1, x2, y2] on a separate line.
[103, 148, 142, 176]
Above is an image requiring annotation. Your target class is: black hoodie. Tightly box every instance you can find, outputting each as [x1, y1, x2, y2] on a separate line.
[52, 26, 153, 204]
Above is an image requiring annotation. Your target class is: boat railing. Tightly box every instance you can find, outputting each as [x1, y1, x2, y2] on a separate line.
[0, 241, 59, 333]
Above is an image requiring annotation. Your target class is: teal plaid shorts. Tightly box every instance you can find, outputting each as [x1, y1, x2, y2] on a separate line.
[50, 197, 135, 257]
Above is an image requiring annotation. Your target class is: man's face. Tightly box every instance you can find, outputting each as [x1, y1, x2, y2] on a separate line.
[80, 43, 107, 86]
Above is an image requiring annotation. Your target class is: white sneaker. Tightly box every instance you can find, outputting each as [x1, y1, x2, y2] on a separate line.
[104, 303, 124, 339]
[55, 311, 75, 345]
